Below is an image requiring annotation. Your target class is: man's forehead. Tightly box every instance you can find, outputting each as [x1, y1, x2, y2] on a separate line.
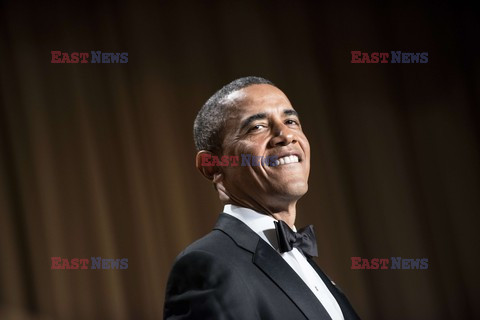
[237, 84, 286, 100]
[224, 85, 293, 114]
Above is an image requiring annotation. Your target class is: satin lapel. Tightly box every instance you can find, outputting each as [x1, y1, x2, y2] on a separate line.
[307, 259, 361, 320]
[253, 240, 332, 320]
[213, 213, 259, 253]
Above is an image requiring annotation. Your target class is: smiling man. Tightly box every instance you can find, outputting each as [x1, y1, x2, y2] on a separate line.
[163, 77, 360, 320]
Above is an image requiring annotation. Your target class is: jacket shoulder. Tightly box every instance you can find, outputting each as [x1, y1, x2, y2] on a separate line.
[164, 231, 260, 319]
[175, 228, 241, 261]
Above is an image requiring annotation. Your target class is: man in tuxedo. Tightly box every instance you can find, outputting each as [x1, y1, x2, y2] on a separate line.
[163, 77, 360, 319]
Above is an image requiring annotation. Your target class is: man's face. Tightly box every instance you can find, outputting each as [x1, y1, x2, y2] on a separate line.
[219, 84, 310, 211]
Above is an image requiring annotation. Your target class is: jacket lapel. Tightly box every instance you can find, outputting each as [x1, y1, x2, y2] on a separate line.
[254, 240, 333, 320]
[307, 259, 361, 320]
[214, 214, 332, 320]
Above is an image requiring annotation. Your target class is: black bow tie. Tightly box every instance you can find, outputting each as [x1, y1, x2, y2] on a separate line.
[274, 220, 318, 257]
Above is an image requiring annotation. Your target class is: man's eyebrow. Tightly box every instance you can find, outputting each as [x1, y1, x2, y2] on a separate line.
[284, 109, 299, 118]
[240, 113, 267, 131]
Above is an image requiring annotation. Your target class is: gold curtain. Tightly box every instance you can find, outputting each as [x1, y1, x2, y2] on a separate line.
[0, 1, 478, 319]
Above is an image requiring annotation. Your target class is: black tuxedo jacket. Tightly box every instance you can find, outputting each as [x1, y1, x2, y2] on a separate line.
[164, 213, 360, 320]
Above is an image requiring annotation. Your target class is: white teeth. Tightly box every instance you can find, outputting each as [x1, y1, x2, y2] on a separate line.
[272, 155, 299, 166]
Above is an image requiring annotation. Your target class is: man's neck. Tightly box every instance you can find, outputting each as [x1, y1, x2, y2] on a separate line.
[225, 199, 297, 228]
[270, 206, 296, 228]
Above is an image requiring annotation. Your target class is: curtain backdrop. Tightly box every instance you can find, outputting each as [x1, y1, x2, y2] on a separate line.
[1, 1, 478, 319]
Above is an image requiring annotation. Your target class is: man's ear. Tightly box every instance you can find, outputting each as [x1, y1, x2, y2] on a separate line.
[196, 150, 223, 182]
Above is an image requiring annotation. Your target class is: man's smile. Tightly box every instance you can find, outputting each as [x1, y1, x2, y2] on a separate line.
[271, 154, 300, 166]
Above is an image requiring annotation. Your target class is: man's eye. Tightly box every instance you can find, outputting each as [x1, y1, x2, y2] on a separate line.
[285, 119, 299, 125]
[249, 124, 265, 132]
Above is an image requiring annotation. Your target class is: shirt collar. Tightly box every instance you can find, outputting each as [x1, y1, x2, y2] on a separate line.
[223, 204, 297, 250]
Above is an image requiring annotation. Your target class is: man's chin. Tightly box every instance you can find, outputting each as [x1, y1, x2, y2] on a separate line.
[272, 183, 308, 199]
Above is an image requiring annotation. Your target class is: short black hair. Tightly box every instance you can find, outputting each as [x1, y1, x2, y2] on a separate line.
[193, 76, 274, 153]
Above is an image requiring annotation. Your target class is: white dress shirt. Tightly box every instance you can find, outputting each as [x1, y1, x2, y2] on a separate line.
[223, 204, 345, 320]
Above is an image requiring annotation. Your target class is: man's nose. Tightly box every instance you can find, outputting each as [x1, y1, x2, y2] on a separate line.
[269, 124, 296, 147]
